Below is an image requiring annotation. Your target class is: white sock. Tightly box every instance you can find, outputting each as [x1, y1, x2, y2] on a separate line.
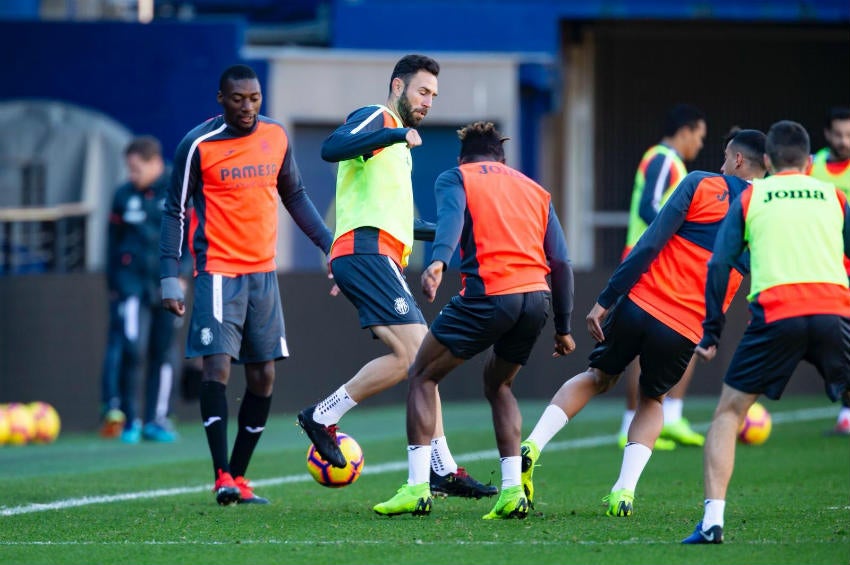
[837, 406, 850, 426]
[663, 397, 683, 424]
[500, 456, 522, 488]
[407, 445, 431, 486]
[619, 410, 635, 436]
[430, 436, 459, 476]
[611, 442, 652, 492]
[527, 404, 569, 451]
[313, 386, 357, 426]
[703, 499, 726, 529]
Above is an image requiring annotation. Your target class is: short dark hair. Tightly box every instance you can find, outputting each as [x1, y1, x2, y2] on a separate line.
[766, 120, 810, 168]
[728, 129, 766, 168]
[825, 106, 850, 129]
[389, 54, 439, 93]
[457, 121, 507, 162]
[663, 104, 705, 137]
[219, 64, 258, 91]
[125, 135, 162, 161]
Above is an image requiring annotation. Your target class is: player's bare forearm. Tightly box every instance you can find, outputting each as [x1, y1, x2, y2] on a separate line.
[586, 302, 608, 343]
[421, 261, 444, 303]
[694, 344, 716, 362]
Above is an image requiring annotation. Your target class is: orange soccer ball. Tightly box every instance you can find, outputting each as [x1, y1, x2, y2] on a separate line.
[28, 401, 61, 444]
[738, 402, 772, 445]
[5, 402, 36, 445]
[306, 432, 365, 488]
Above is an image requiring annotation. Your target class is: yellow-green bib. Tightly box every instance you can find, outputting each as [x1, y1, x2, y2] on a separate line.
[745, 173, 847, 301]
[333, 105, 415, 266]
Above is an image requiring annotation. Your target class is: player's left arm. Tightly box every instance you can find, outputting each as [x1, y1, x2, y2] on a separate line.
[701, 194, 748, 350]
[597, 173, 696, 308]
[544, 203, 576, 357]
[424, 169, 466, 302]
[278, 141, 334, 255]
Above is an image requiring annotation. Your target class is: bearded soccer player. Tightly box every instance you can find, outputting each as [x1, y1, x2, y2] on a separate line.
[296, 55, 495, 499]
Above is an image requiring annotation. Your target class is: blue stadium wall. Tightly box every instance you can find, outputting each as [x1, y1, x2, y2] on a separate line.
[2, 19, 266, 160]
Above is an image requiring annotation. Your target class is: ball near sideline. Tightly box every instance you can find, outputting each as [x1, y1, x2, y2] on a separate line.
[306, 432, 365, 488]
[0, 405, 10, 445]
[738, 401, 772, 445]
[5, 402, 36, 445]
[29, 401, 61, 444]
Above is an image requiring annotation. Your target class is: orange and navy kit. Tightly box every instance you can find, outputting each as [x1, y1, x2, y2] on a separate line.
[160, 115, 332, 279]
[430, 161, 573, 335]
[598, 171, 750, 343]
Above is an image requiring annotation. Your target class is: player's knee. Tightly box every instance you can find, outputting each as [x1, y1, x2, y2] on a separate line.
[591, 369, 618, 394]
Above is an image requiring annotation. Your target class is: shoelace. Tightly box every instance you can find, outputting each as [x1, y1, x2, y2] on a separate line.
[326, 424, 340, 443]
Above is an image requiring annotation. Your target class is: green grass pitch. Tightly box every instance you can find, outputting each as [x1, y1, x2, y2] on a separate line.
[1, 396, 847, 565]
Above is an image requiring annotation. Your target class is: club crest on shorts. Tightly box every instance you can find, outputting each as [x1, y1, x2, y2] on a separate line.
[200, 327, 214, 346]
[393, 297, 410, 316]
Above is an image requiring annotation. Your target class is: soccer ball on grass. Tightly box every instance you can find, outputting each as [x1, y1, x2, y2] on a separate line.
[738, 401, 772, 445]
[4, 402, 36, 445]
[28, 401, 61, 443]
[306, 432, 364, 488]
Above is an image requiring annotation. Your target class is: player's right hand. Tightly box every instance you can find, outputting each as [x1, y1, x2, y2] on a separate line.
[162, 298, 185, 317]
[421, 260, 444, 303]
[328, 271, 340, 297]
[405, 129, 422, 148]
[161, 276, 186, 316]
[694, 344, 717, 362]
[586, 302, 608, 343]
[552, 333, 576, 358]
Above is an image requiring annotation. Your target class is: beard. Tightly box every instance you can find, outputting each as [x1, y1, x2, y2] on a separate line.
[397, 93, 423, 127]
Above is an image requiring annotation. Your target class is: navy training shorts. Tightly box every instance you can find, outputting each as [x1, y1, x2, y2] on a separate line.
[724, 314, 850, 401]
[588, 296, 694, 398]
[429, 291, 551, 365]
[330, 254, 426, 328]
[187, 271, 288, 363]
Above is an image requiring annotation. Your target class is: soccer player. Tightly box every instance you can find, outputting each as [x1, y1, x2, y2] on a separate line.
[682, 120, 850, 544]
[521, 129, 767, 517]
[373, 121, 575, 519]
[101, 136, 186, 444]
[160, 64, 334, 505]
[296, 55, 495, 499]
[619, 104, 708, 450]
[806, 106, 850, 436]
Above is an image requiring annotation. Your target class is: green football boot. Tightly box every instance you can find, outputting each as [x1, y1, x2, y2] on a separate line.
[373, 483, 432, 517]
[660, 418, 705, 446]
[520, 440, 540, 507]
[603, 488, 635, 517]
[482, 485, 529, 520]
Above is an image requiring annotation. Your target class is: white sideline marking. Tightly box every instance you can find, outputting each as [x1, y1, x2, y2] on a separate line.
[0, 406, 836, 518]
[0, 538, 843, 547]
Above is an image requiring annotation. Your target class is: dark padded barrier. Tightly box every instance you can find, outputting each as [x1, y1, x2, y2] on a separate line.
[0, 271, 823, 432]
